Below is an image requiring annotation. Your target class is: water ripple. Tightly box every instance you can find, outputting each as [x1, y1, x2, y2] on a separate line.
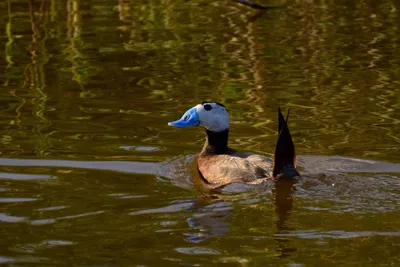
[29, 219, 57, 225]
[36, 206, 68, 211]
[0, 172, 55, 180]
[0, 198, 37, 203]
[275, 230, 400, 239]
[58, 211, 105, 220]
[12, 240, 75, 254]
[0, 213, 26, 223]
[175, 247, 221, 255]
[0, 257, 14, 264]
[130, 202, 195, 215]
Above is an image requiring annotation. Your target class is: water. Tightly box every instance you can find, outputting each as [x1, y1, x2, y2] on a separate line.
[0, 0, 399, 266]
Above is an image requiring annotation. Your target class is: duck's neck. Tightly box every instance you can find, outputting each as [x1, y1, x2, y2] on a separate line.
[201, 129, 229, 155]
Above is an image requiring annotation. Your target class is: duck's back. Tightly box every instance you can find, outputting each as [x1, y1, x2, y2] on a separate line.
[197, 150, 273, 185]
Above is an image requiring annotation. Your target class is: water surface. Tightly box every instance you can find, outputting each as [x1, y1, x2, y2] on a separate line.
[0, 0, 399, 266]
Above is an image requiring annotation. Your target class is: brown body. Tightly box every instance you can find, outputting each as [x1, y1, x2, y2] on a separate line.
[198, 150, 273, 185]
[196, 108, 298, 186]
[196, 129, 274, 186]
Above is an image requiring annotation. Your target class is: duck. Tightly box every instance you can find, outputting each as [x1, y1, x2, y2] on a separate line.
[168, 102, 299, 186]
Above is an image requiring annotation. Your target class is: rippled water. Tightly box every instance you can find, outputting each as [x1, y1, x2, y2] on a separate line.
[0, 0, 399, 266]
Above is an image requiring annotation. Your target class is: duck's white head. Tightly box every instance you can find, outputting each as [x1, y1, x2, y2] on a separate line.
[168, 102, 230, 132]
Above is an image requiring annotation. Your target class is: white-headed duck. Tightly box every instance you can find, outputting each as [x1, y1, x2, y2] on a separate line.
[168, 102, 299, 186]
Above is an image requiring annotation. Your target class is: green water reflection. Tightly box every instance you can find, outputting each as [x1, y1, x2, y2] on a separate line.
[0, 0, 399, 266]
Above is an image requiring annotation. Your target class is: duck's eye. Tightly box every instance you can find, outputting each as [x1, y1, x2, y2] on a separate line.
[203, 104, 212, 111]
[183, 115, 190, 121]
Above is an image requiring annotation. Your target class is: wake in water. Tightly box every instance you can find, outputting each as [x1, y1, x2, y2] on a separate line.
[0, 155, 399, 214]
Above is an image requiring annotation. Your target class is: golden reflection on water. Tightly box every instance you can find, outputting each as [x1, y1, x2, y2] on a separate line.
[0, 0, 399, 266]
[25, 0, 52, 157]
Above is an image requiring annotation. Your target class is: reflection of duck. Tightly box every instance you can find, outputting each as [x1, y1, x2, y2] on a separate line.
[184, 178, 297, 246]
[168, 102, 300, 186]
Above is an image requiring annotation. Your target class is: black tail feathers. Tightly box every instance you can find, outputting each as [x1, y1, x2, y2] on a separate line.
[233, 0, 281, 10]
[272, 108, 300, 179]
[233, 0, 269, 10]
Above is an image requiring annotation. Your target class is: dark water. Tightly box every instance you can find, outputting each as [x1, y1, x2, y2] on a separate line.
[0, 0, 399, 266]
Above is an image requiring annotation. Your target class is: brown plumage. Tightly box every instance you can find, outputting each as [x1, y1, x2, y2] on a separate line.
[196, 129, 273, 185]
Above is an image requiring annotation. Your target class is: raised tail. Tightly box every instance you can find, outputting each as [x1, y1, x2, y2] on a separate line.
[233, 0, 284, 10]
[272, 108, 300, 179]
[233, 0, 270, 9]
